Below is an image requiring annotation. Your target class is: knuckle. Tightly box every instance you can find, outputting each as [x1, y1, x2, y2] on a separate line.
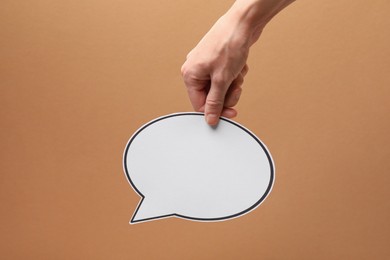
[212, 75, 228, 87]
[181, 63, 206, 82]
[181, 64, 189, 77]
[181, 68, 195, 85]
[241, 64, 249, 76]
[206, 99, 223, 110]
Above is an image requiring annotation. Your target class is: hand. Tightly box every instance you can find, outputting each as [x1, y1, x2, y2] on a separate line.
[181, 0, 295, 125]
[181, 13, 254, 125]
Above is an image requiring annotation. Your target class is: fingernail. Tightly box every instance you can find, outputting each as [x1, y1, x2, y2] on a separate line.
[206, 114, 218, 125]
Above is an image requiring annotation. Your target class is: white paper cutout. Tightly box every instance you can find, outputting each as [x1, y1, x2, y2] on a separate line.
[123, 113, 274, 224]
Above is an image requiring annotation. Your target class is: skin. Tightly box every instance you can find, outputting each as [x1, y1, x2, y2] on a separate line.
[181, 0, 295, 125]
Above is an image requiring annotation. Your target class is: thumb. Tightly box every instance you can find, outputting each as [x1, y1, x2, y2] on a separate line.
[204, 77, 232, 125]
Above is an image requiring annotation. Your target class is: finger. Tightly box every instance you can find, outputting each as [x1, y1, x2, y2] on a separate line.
[187, 82, 210, 112]
[241, 64, 249, 76]
[204, 76, 232, 125]
[224, 74, 243, 108]
[181, 63, 210, 111]
[224, 87, 242, 108]
[221, 107, 237, 118]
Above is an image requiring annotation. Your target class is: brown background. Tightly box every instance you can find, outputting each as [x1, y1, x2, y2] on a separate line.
[1, 0, 389, 259]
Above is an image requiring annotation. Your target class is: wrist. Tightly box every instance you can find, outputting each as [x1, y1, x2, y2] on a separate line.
[225, 0, 295, 46]
[225, 0, 266, 46]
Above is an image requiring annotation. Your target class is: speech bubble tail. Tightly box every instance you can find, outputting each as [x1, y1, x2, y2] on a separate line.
[130, 198, 174, 224]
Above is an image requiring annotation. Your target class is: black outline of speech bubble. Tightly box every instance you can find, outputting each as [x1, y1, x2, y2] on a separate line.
[123, 113, 274, 224]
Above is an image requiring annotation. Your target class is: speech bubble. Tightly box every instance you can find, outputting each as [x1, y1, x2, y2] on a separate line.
[123, 113, 274, 224]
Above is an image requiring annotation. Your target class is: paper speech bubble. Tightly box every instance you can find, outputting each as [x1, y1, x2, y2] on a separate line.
[123, 113, 274, 224]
